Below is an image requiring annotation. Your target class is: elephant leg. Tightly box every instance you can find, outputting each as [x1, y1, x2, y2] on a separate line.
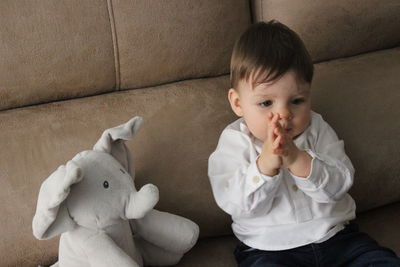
[84, 232, 141, 267]
[132, 209, 199, 254]
[135, 236, 184, 266]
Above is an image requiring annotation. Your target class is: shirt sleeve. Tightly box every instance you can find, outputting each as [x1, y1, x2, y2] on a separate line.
[290, 118, 355, 203]
[208, 128, 283, 217]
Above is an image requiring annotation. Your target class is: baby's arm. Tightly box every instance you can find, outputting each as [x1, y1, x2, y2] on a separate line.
[290, 117, 354, 203]
[208, 124, 283, 217]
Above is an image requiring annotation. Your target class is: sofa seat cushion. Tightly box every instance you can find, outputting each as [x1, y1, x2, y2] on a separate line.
[176, 235, 239, 267]
[176, 202, 400, 266]
[355, 201, 400, 255]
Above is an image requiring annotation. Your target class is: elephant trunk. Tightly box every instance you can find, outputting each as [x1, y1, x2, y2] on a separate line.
[125, 184, 159, 219]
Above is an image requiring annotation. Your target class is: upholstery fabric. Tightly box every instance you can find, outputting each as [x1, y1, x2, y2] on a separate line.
[176, 235, 239, 267]
[251, 0, 400, 62]
[354, 202, 400, 255]
[311, 47, 400, 212]
[0, 0, 116, 110]
[111, 0, 251, 89]
[0, 76, 235, 266]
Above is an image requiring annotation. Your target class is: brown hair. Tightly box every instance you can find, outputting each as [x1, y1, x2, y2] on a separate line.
[230, 20, 313, 89]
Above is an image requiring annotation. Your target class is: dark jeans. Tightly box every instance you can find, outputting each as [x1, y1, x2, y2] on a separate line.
[234, 223, 400, 267]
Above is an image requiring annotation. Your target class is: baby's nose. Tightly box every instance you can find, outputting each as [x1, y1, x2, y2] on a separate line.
[278, 109, 292, 120]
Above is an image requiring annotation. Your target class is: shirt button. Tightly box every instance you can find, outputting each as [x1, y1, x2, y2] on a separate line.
[253, 176, 260, 184]
[292, 184, 298, 192]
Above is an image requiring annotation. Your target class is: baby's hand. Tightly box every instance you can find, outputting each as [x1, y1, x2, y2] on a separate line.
[273, 120, 300, 168]
[257, 112, 283, 176]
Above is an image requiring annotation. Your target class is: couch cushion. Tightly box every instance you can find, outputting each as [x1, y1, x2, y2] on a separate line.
[311, 47, 400, 212]
[251, 0, 400, 62]
[354, 201, 400, 256]
[177, 235, 239, 267]
[178, 202, 400, 266]
[0, 75, 235, 266]
[0, 0, 116, 111]
[111, 0, 251, 90]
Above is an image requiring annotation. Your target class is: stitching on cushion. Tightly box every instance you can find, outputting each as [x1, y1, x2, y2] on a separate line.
[106, 0, 121, 90]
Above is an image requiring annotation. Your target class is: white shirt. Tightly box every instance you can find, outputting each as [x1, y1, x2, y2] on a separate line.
[208, 111, 356, 251]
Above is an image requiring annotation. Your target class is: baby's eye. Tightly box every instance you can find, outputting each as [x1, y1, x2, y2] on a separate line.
[259, 100, 272, 107]
[292, 98, 305, 105]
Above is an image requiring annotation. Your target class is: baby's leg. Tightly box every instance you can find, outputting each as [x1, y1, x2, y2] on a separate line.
[135, 236, 184, 266]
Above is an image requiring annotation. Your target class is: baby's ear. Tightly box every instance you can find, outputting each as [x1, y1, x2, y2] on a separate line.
[228, 88, 243, 117]
[93, 116, 143, 175]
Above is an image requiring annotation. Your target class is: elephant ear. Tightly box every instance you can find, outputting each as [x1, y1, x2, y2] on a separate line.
[93, 116, 143, 177]
[32, 160, 82, 240]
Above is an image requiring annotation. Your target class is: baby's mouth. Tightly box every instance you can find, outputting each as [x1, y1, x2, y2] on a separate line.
[279, 122, 292, 134]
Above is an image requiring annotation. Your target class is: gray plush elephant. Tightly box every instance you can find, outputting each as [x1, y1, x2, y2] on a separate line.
[32, 117, 199, 267]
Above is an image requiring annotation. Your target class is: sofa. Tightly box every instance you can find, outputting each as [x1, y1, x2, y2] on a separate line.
[0, 0, 399, 266]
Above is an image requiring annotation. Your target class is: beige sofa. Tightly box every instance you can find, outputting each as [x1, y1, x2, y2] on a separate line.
[1, 1, 399, 266]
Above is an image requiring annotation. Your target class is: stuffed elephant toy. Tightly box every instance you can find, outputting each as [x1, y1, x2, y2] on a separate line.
[32, 116, 199, 267]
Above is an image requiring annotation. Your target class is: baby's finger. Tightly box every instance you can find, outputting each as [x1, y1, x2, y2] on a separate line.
[273, 134, 282, 149]
[274, 125, 286, 142]
[273, 147, 284, 155]
[267, 112, 273, 121]
[274, 126, 284, 136]
[272, 112, 280, 124]
[267, 113, 277, 139]
[274, 146, 289, 156]
[268, 114, 278, 133]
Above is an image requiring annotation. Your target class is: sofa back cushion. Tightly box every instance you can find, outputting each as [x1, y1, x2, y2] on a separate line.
[311, 48, 400, 213]
[0, 0, 251, 111]
[251, 0, 400, 62]
[111, 0, 251, 90]
[0, 0, 116, 110]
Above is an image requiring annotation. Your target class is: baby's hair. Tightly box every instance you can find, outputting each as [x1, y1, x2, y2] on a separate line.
[230, 20, 314, 90]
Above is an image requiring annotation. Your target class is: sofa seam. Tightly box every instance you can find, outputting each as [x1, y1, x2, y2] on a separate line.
[106, 0, 121, 91]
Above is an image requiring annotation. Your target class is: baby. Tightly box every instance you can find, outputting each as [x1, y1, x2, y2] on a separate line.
[208, 21, 400, 266]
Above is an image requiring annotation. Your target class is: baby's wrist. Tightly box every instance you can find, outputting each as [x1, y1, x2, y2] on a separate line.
[287, 150, 312, 178]
[257, 155, 279, 176]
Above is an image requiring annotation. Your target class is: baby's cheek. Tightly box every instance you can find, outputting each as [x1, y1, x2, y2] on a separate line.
[255, 126, 269, 141]
[246, 118, 269, 141]
[294, 116, 311, 137]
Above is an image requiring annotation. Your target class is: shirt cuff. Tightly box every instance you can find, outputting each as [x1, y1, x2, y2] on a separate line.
[290, 149, 325, 189]
[244, 156, 282, 195]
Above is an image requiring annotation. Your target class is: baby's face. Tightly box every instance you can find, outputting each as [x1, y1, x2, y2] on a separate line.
[229, 70, 311, 141]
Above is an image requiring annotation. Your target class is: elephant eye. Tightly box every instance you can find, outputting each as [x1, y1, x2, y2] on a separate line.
[103, 181, 109, 189]
[120, 168, 126, 174]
